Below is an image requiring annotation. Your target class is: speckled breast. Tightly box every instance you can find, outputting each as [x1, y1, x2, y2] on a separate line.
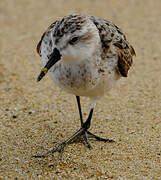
[48, 60, 101, 96]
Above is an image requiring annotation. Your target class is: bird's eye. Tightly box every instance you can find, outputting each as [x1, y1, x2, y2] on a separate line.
[69, 37, 79, 45]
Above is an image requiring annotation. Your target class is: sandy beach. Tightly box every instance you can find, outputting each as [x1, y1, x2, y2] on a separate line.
[0, 0, 161, 179]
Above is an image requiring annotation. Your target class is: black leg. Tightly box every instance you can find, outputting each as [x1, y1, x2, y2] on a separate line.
[76, 96, 83, 126]
[81, 108, 94, 149]
[82, 108, 93, 129]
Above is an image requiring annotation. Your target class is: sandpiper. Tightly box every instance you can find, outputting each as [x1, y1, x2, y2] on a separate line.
[35, 14, 136, 159]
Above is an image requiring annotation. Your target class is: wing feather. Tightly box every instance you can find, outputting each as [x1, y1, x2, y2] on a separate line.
[115, 41, 136, 77]
[36, 21, 57, 57]
[90, 16, 136, 77]
[36, 32, 46, 56]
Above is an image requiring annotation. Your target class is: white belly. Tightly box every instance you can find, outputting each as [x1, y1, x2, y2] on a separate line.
[47, 59, 120, 98]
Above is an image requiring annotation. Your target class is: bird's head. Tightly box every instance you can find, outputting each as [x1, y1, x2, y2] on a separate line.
[37, 14, 101, 81]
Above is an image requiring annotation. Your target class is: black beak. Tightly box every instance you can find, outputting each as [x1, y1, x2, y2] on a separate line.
[37, 48, 61, 82]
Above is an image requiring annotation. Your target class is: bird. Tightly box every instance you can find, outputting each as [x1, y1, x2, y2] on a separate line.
[35, 14, 136, 160]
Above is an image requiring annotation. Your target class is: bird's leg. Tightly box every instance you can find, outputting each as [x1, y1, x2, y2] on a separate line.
[76, 97, 114, 143]
[76, 96, 94, 148]
[76, 96, 83, 126]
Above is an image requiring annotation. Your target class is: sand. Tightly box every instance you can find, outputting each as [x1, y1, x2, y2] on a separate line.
[0, 0, 161, 179]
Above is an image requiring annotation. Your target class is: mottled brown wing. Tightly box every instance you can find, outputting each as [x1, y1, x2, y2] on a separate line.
[36, 32, 46, 56]
[90, 16, 136, 77]
[115, 41, 136, 77]
[36, 21, 57, 57]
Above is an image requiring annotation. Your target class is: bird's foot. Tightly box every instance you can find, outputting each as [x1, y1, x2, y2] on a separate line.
[33, 141, 66, 160]
[86, 131, 115, 143]
[33, 127, 114, 160]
